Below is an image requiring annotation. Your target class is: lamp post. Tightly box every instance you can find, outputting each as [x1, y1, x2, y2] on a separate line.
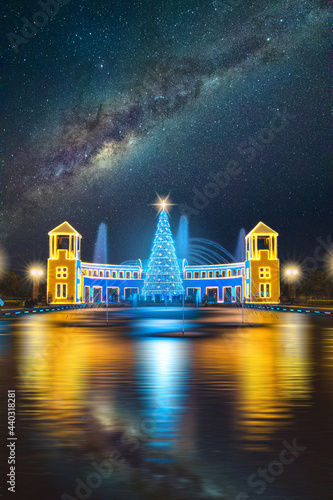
[31, 269, 43, 304]
[285, 268, 298, 305]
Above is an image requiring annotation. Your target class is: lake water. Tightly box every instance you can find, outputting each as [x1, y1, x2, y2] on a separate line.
[0, 307, 332, 500]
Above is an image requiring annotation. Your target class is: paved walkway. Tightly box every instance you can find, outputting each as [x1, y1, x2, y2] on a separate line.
[1, 303, 332, 318]
[244, 303, 333, 316]
[0, 304, 85, 318]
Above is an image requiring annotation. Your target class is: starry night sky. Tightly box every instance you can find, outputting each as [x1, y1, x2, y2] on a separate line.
[2, 0, 330, 269]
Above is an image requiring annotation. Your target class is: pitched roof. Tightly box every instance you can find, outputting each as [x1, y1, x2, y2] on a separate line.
[246, 222, 278, 236]
[48, 221, 81, 237]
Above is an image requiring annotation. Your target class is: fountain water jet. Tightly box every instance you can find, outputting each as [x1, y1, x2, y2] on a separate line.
[234, 228, 246, 262]
[93, 222, 108, 264]
[176, 215, 189, 260]
[188, 238, 235, 265]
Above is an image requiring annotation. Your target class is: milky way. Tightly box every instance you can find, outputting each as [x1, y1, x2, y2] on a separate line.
[2, 0, 330, 261]
[10, 1, 327, 188]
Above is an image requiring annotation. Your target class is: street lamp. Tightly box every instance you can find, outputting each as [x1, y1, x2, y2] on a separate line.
[30, 269, 43, 304]
[284, 267, 299, 304]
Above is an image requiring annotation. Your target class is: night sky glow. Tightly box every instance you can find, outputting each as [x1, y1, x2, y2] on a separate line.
[2, 0, 330, 266]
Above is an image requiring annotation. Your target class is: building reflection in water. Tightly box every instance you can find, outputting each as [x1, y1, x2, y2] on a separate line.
[14, 310, 323, 463]
[135, 337, 194, 463]
[15, 313, 138, 455]
[194, 312, 313, 452]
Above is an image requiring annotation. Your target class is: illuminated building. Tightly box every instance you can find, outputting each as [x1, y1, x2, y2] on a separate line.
[47, 213, 280, 305]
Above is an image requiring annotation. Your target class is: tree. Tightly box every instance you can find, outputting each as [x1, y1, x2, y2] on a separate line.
[0, 271, 22, 297]
[300, 269, 333, 298]
[143, 209, 185, 300]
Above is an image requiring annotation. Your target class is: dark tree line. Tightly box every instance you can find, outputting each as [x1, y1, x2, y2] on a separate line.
[281, 269, 333, 299]
[0, 272, 21, 297]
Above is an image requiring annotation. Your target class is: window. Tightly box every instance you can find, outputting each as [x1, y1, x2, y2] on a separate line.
[56, 283, 67, 298]
[186, 272, 192, 279]
[133, 272, 138, 279]
[119, 272, 124, 278]
[227, 270, 231, 277]
[258, 237, 269, 251]
[232, 269, 236, 276]
[88, 270, 92, 277]
[215, 271, 220, 278]
[222, 271, 226, 277]
[94, 270, 98, 276]
[208, 271, 213, 278]
[57, 236, 69, 250]
[83, 269, 87, 276]
[56, 267, 67, 279]
[201, 272, 206, 278]
[126, 272, 131, 279]
[194, 272, 199, 279]
[125, 287, 138, 299]
[259, 267, 271, 279]
[237, 269, 241, 276]
[99, 271, 104, 277]
[112, 272, 117, 278]
[105, 271, 110, 277]
[241, 269, 245, 276]
[259, 283, 270, 298]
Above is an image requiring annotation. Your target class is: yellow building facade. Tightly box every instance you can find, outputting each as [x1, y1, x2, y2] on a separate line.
[245, 222, 280, 303]
[47, 222, 82, 304]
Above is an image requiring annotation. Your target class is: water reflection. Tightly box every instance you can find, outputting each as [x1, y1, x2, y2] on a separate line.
[1, 308, 332, 499]
[136, 338, 193, 461]
[16, 314, 137, 453]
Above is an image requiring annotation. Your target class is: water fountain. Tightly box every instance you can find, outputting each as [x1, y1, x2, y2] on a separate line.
[176, 215, 189, 260]
[188, 238, 235, 265]
[195, 288, 200, 308]
[234, 228, 246, 262]
[93, 222, 108, 264]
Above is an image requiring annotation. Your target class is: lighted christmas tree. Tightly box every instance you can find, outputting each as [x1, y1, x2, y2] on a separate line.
[143, 203, 185, 300]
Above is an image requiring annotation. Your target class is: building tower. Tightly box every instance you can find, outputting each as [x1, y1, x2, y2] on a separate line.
[244, 222, 280, 303]
[47, 222, 82, 304]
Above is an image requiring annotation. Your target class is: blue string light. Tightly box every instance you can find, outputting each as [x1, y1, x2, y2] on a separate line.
[143, 209, 185, 299]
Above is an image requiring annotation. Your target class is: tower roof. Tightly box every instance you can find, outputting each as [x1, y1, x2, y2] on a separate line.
[48, 221, 81, 237]
[246, 222, 278, 236]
